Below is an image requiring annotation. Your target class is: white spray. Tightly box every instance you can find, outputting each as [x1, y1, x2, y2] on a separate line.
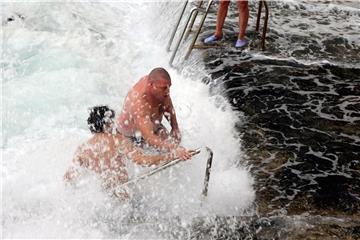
[2, 1, 255, 238]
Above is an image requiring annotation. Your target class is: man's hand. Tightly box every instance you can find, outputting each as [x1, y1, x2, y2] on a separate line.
[172, 146, 195, 161]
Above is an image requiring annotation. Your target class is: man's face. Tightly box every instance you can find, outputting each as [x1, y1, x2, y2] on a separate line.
[151, 78, 171, 102]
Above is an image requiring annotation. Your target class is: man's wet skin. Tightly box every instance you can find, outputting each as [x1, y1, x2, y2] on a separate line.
[117, 68, 192, 160]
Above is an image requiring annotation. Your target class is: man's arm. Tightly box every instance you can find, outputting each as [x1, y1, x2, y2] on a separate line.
[164, 98, 181, 142]
[136, 112, 177, 151]
[119, 136, 195, 166]
[120, 137, 173, 166]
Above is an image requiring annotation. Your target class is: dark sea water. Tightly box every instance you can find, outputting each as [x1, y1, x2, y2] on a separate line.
[191, 0, 360, 239]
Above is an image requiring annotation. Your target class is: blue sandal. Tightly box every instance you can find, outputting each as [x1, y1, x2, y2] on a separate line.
[204, 35, 221, 44]
[235, 39, 248, 48]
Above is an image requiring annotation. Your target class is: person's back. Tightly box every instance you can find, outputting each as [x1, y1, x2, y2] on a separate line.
[73, 133, 128, 182]
[64, 106, 129, 198]
[117, 76, 148, 137]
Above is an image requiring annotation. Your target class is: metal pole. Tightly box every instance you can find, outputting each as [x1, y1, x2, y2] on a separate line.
[167, 0, 189, 51]
[185, 0, 214, 60]
[255, 0, 263, 32]
[202, 147, 213, 197]
[262, 1, 269, 50]
[119, 149, 201, 187]
[169, 7, 199, 66]
[184, 0, 204, 39]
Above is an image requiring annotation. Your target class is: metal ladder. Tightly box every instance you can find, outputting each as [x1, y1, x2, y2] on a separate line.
[167, 0, 269, 66]
[255, 0, 269, 51]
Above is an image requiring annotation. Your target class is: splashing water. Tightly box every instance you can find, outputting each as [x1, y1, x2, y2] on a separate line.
[1, 2, 254, 238]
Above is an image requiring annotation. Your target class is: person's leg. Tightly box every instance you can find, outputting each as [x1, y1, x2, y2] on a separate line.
[215, 0, 231, 38]
[204, 0, 230, 44]
[237, 0, 249, 40]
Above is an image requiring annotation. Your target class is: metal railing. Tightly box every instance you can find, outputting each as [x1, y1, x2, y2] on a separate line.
[256, 0, 269, 50]
[167, 0, 269, 66]
[117, 147, 214, 198]
[168, 0, 214, 66]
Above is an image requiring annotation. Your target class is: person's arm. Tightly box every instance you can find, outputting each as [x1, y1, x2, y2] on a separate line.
[64, 147, 84, 181]
[164, 98, 181, 142]
[120, 137, 173, 166]
[136, 111, 193, 159]
[136, 111, 177, 151]
[64, 166, 77, 181]
[119, 136, 195, 166]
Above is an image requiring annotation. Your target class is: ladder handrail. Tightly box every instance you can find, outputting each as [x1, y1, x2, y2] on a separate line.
[169, 0, 214, 66]
[169, 5, 203, 66]
[184, 0, 204, 40]
[168, 0, 269, 65]
[185, 0, 214, 60]
[114, 146, 214, 199]
[118, 148, 201, 188]
[202, 147, 214, 197]
[167, 0, 189, 52]
[255, 0, 269, 50]
[262, 1, 269, 50]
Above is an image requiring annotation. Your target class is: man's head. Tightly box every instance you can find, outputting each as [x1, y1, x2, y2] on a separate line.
[87, 105, 115, 133]
[148, 67, 172, 102]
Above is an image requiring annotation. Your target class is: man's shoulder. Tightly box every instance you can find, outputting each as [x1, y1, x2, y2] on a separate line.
[134, 75, 148, 88]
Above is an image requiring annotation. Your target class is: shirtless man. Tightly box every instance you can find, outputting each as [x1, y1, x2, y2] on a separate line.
[64, 106, 195, 199]
[117, 67, 191, 159]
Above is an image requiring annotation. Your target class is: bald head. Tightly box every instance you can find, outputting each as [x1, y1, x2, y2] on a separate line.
[148, 67, 171, 83]
[147, 68, 172, 101]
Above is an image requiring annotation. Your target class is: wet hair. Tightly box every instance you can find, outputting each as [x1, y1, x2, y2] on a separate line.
[149, 67, 171, 83]
[87, 106, 115, 133]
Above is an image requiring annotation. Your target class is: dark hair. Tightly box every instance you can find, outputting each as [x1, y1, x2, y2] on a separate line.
[149, 67, 171, 82]
[87, 106, 115, 133]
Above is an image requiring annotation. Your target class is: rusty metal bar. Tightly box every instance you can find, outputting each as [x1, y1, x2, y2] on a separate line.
[202, 147, 213, 197]
[255, 0, 269, 50]
[261, 1, 269, 50]
[256, 0, 263, 31]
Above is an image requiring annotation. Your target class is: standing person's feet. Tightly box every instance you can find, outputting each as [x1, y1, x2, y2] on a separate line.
[235, 39, 248, 48]
[204, 35, 222, 44]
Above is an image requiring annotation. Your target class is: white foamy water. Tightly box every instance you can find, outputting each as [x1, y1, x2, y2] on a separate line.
[1, 2, 254, 238]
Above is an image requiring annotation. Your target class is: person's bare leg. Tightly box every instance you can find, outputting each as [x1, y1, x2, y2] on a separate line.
[237, 0, 249, 40]
[214, 0, 231, 38]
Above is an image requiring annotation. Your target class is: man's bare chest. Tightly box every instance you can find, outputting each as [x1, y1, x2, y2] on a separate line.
[133, 101, 165, 121]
